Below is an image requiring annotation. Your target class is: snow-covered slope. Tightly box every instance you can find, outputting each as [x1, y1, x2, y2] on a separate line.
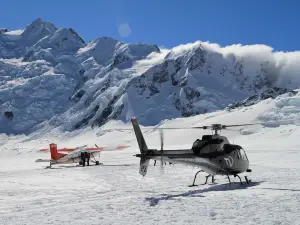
[1, 93, 300, 224]
[1, 19, 300, 134]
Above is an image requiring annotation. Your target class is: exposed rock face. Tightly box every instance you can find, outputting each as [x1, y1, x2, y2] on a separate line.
[4, 111, 14, 120]
[0, 28, 8, 34]
[227, 88, 298, 110]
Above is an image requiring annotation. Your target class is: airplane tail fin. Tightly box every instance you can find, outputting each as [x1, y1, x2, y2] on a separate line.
[131, 117, 150, 176]
[50, 143, 66, 160]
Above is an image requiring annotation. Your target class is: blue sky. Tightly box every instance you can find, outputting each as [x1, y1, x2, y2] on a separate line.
[1, 0, 299, 51]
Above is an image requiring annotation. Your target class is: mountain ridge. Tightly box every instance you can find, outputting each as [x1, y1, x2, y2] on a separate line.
[1, 18, 300, 134]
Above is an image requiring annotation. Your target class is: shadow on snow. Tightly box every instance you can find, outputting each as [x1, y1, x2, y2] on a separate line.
[257, 187, 300, 192]
[145, 181, 262, 206]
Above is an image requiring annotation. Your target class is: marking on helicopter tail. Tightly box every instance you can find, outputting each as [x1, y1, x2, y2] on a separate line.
[140, 165, 148, 174]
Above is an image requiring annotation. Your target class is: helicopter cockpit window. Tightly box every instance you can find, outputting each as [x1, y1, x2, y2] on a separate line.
[202, 135, 212, 141]
[239, 148, 248, 161]
[209, 138, 224, 144]
[223, 144, 242, 153]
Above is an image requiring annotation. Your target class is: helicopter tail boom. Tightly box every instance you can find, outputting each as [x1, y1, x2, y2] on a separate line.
[131, 117, 150, 176]
[131, 117, 148, 153]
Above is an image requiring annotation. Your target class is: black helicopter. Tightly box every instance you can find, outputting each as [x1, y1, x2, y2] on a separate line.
[130, 117, 262, 187]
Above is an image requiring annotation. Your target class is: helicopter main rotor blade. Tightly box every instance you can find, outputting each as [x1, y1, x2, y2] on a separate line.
[115, 128, 133, 131]
[153, 126, 210, 130]
[104, 118, 300, 133]
[223, 119, 300, 128]
[222, 123, 264, 128]
[112, 127, 208, 131]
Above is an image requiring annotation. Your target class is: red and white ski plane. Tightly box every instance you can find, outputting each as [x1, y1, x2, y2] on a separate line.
[36, 143, 129, 168]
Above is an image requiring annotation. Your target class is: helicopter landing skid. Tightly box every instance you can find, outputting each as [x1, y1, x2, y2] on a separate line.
[189, 170, 252, 187]
[244, 176, 251, 184]
[233, 174, 251, 185]
[189, 170, 216, 187]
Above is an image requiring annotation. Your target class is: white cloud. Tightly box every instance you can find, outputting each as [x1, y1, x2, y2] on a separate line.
[133, 48, 170, 74]
[160, 40, 300, 89]
[165, 41, 202, 59]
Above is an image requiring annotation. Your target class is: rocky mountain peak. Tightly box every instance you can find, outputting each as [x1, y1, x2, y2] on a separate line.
[0, 28, 8, 34]
[0, 20, 299, 134]
[21, 18, 57, 45]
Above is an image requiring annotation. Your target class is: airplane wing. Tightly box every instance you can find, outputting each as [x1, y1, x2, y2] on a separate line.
[35, 159, 51, 162]
[84, 145, 129, 153]
[37, 145, 129, 160]
[58, 145, 130, 160]
[38, 145, 128, 153]
[38, 148, 76, 153]
[57, 148, 76, 152]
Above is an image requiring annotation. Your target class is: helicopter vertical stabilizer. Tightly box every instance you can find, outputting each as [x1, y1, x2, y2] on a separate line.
[131, 117, 150, 176]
